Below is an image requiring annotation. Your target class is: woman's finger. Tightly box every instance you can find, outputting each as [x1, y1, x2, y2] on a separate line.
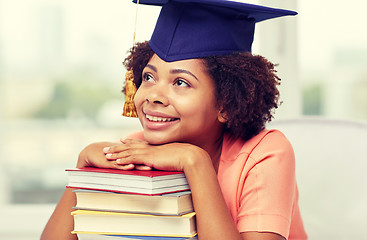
[135, 165, 152, 171]
[116, 163, 135, 170]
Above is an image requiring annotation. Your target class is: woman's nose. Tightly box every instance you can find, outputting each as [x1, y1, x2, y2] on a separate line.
[145, 85, 169, 106]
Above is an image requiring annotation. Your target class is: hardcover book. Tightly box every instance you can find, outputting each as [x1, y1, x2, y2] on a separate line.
[66, 167, 189, 195]
[73, 189, 194, 215]
[72, 210, 196, 238]
[75, 232, 198, 240]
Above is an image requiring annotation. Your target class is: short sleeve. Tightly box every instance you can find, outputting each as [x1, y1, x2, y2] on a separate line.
[236, 131, 297, 238]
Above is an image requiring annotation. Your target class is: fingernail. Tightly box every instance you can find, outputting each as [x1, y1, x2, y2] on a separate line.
[106, 153, 112, 158]
[116, 159, 121, 163]
[103, 147, 110, 153]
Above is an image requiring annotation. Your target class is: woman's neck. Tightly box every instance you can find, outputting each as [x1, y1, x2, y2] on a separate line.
[201, 133, 224, 173]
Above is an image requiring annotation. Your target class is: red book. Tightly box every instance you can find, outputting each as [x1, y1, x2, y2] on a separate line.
[66, 167, 189, 195]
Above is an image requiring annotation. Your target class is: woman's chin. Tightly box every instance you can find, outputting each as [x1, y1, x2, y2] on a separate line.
[143, 132, 172, 145]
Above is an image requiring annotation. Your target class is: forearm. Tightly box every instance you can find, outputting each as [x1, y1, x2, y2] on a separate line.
[42, 141, 116, 240]
[183, 151, 242, 240]
[41, 188, 77, 240]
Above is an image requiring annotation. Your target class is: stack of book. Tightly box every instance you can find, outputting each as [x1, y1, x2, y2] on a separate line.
[66, 167, 197, 240]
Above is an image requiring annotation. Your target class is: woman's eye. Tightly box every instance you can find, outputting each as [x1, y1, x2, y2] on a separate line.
[174, 79, 190, 87]
[143, 73, 154, 82]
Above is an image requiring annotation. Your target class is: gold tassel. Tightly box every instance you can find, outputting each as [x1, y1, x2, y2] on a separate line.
[122, 0, 140, 118]
[122, 69, 138, 117]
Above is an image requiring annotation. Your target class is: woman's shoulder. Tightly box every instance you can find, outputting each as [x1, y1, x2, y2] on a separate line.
[249, 129, 295, 165]
[222, 129, 293, 161]
[254, 129, 292, 147]
[249, 129, 294, 154]
[258, 128, 293, 148]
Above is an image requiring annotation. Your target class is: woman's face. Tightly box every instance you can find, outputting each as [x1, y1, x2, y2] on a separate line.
[134, 54, 225, 146]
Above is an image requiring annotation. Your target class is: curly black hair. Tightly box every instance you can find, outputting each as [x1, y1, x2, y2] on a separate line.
[123, 41, 280, 141]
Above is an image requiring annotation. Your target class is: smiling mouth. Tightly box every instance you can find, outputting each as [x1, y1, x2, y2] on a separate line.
[145, 114, 178, 122]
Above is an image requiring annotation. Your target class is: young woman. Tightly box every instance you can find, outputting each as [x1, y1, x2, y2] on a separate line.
[41, 1, 307, 239]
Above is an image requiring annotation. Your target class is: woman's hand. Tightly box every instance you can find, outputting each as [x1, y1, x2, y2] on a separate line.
[103, 138, 209, 172]
[77, 141, 128, 169]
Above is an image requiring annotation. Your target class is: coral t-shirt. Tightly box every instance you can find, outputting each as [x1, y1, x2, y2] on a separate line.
[218, 129, 307, 239]
[127, 129, 307, 239]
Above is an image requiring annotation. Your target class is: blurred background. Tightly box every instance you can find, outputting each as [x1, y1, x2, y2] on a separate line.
[0, 0, 366, 239]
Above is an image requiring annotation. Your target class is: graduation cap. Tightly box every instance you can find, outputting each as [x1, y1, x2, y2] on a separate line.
[134, 0, 297, 62]
[122, 0, 297, 117]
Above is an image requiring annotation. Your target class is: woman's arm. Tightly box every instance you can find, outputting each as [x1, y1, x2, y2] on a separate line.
[183, 148, 243, 240]
[40, 188, 77, 240]
[183, 148, 285, 240]
[41, 141, 120, 240]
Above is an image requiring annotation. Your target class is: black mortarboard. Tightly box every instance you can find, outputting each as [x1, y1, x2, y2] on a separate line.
[133, 0, 297, 62]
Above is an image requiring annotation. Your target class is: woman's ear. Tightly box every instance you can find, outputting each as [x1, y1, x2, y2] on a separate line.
[217, 109, 228, 123]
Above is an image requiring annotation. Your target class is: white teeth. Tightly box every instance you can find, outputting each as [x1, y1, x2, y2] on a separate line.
[146, 114, 175, 122]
